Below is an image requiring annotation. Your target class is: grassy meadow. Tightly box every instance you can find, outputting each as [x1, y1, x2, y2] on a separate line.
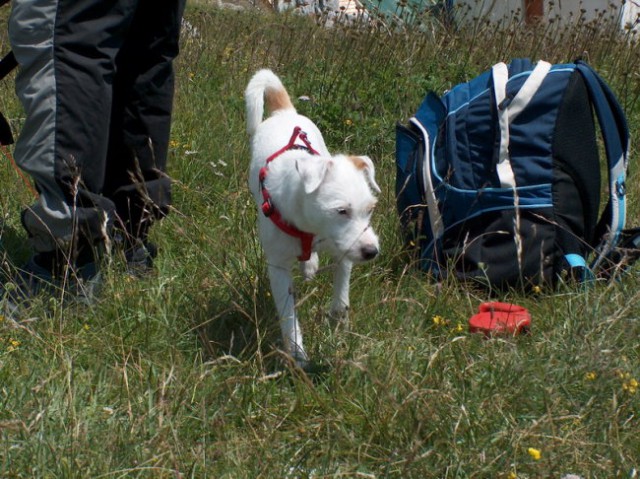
[1, 2, 640, 477]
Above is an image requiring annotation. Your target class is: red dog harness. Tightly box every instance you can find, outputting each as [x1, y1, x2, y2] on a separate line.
[259, 126, 320, 261]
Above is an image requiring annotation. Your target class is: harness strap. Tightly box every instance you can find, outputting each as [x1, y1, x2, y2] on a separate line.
[264, 126, 319, 164]
[259, 127, 319, 261]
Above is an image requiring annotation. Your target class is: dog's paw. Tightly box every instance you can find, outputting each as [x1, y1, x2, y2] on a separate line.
[301, 360, 331, 381]
[283, 346, 310, 369]
[292, 354, 310, 370]
[285, 358, 331, 384]
[329, 304, 350, 324]
[300, 253, 319, 281]
[279, 351, 327, 378]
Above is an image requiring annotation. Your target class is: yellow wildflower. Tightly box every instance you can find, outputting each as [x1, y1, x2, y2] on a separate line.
[432, 315, 446, 326]
[617, 370, 630, 380]
[7, 339, 20, 353]
[585, 371, 597, 381]
[623, 378, 638, 394]
[532, 285, 542, 294]
[222, 46, 234, 60]
[508, 472, 517, 479]
[344, 118, 353, 126]
[527, 447, 542, 460]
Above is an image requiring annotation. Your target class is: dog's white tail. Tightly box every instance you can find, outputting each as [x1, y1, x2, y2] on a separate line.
[245, 69, 295, 136]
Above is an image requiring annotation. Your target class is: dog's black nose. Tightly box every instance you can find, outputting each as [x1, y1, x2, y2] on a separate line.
[361, 245, 379, 261]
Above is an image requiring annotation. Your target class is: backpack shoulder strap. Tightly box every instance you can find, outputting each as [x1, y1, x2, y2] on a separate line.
[575, 61, 630, 270]
[493, 60, 552, 188]
[410, 92, 446, 241]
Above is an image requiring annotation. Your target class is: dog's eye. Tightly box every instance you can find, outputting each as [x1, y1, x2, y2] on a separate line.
[337, 208, 350, 217]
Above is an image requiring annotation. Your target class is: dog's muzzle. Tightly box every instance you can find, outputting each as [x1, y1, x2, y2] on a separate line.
[360, 244, 379, 261]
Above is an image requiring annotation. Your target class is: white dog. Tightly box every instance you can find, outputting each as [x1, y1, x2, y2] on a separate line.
[245, 69, 380, 368]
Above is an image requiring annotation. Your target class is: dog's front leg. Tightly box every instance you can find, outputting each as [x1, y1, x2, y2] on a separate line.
[267, 262, 309, 366]
[300, 252, 319, 281]
[329, 259, 353, 322]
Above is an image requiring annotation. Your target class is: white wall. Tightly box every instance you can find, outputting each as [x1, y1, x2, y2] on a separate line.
[452, 0, 637, 30]
[620, 1, 640, 31]
[452, 0, 524, 24]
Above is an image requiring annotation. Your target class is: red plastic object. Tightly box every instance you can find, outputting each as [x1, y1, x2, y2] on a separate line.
[468, 302, 531, 336]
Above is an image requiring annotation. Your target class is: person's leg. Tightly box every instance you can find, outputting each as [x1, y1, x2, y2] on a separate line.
[8, 0, 137, 283]
[103, 0, 186, 266]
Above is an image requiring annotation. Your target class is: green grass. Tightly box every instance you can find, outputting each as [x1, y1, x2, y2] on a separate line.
[1, 3, 640, 478]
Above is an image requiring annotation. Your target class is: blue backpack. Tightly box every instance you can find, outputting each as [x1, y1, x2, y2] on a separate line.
[396, 58, 637, 288]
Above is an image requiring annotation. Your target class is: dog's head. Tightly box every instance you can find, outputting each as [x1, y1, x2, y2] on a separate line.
[296, 154, 380, 263]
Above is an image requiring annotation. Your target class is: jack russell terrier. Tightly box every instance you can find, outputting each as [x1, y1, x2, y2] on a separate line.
[245, 69, 380, 368]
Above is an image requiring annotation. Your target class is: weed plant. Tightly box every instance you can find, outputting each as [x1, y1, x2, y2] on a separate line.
[0, 2, 639, 478]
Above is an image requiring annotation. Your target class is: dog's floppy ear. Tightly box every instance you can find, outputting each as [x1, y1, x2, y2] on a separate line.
[358, 155, 381, 194]
[296, 157, 331, 194]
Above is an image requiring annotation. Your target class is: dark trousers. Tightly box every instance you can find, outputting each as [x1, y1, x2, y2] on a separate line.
[9, 0, 186, 257]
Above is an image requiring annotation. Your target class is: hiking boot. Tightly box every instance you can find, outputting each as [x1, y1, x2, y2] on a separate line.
[124, 241, 158, 277]
[0, 256, 56, 317]
[0, 254, 102, 318]
[68, 260, 102, 304]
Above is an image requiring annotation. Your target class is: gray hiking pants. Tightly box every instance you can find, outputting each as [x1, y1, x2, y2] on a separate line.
[8, 0, 186, 254]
